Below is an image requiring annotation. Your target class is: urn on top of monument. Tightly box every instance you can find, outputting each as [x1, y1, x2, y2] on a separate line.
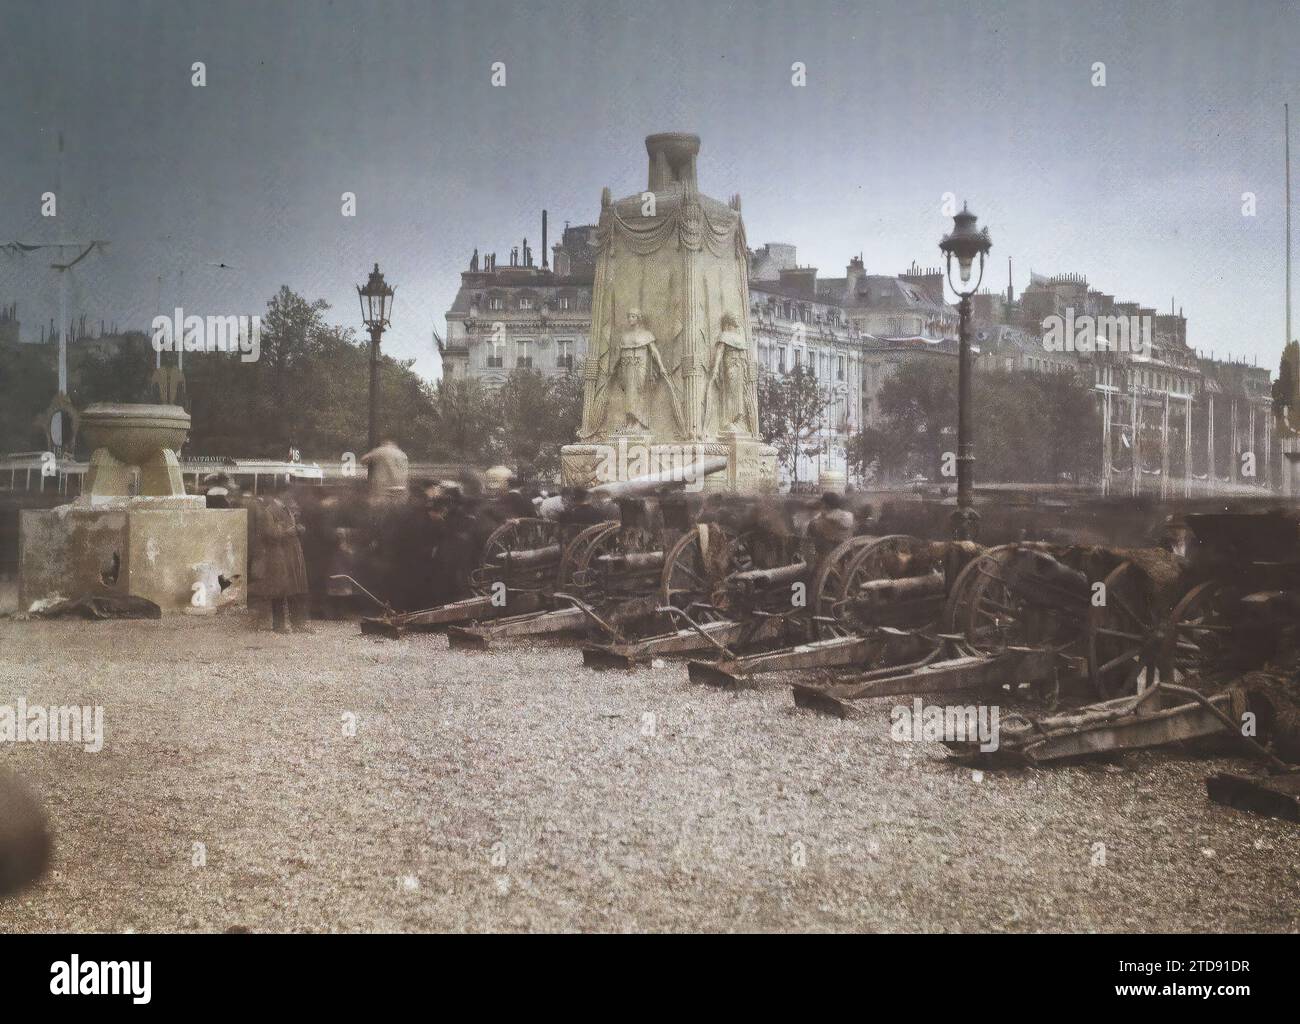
[644, 132, 700, 191]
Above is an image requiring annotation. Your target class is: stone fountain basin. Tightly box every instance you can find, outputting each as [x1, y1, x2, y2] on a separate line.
[80, 403, 190, 464]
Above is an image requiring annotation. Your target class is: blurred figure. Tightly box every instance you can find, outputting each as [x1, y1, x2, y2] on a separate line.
[497, 476, 536, 519]
[232, 482, 312, 634]
[540, 485, 608, 525]
[563, 486, 613, 525]
[0, 771, 51, 897]
[203, 471, 234, 509]
[537, 489, 565, 521]
[427, 486, 481, 604]
[360, 439, 409, 499]
[484, 464, 513, 496]
[808, 491, 855, 558]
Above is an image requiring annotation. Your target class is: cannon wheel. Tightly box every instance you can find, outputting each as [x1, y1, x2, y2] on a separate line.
[557, 521, 620, 590]
[703, 528, 811, 619]
[471, 518, 564, 597]
[808, 535, 879, 638]
[571, 523, 660, 600]
[660, 523, 736, 609]
[1159, 580, 1238, 684]
[942, 542, 1050, 634]
[1086, 560, 1163, 698]
[946, 542, 1083, 655]
[827, 534, 944, 636]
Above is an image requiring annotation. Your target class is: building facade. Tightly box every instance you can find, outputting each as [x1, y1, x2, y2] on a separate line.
[441, 230, 1278, 492]
[973, 271, 1277, 494]
[440, 226, 965, 484]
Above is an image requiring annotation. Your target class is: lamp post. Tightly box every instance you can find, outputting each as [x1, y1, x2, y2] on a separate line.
[357, 263, 395, 462]
[939, 204, 992, 540]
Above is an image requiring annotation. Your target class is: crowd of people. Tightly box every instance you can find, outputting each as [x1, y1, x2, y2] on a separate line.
[199, 441, 651, 627]
[198, 439, 878, 629]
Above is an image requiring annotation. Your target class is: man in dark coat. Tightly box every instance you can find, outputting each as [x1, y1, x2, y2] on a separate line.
[232, 484, 312, 633]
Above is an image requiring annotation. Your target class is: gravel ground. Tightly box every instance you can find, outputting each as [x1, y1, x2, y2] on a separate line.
[0, 613, 1296, 933]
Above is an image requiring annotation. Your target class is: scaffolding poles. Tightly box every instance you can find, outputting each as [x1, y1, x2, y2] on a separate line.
[1160, 391, 1171, 500]
[1101, 389, 1113, 496]
[1131, 387, 1140, 497]
[1207, 394, 1215, 494]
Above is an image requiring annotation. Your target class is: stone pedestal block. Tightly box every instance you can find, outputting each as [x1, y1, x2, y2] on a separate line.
[19, 498, 247, 614]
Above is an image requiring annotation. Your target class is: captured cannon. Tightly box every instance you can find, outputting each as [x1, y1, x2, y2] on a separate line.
[786, 537, 1207, 720]
[932, 511, 1300, 810]
[683, 532, 966, 688]
[355, 515, 611, 637]
[446, 458, 729, 650]
[590, 490, 949, 673]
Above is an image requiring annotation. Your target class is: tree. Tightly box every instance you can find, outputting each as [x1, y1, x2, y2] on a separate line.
[183, 287, 443, 461]
[254, 286, 331, 452]
[428, 376, 497, 464]
[756, 365, 827, 484]
[861, 360, 1101, 486]
[875, 358, 956, 481]
[484, 366, 585, 479]
[847, 425, 906, 484]
[73, 332, 154, 407]
[0, 341, 56, 451]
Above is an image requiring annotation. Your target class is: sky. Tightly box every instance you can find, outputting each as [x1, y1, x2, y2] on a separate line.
[1, 0, 1298, 382]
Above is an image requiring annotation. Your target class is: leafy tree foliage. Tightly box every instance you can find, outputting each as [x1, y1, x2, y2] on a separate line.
[0, 340, 57, 451]
[756, 365, 827, 483]
[847, 359, 1102, 485]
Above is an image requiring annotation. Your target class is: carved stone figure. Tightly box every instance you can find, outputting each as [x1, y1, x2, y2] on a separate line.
[705, 312, 755, 434]
[610, 309, 684, 433]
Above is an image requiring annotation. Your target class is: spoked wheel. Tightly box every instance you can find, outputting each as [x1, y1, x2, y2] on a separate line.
[471, 518, 564, 596]
[809, 535, 878, 638]
[557, 521, 620, 591]
[571, 525, 660, 602]
[710, 529, 811, 617]
[729, 528, 810, 575]
[659, 523, 736, 609]
[943, 543, 1039, 633]
[833, 534, 946, 634]
[947, 544, 1081, 656]
[1087, 560, 1163, 698]
[1160, 580, 1241, 684]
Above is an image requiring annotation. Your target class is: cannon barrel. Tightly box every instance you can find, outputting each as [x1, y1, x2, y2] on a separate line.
[849, 572, 947, 606]
[489, 544, 563, 567]
[590, 455, 728, 500]
[594, 551, 666, 570]
[729, 561, 808, 588]
[1004, 548, 1090, 607]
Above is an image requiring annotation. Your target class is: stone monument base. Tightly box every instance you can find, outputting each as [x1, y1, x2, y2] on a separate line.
[19, 497, 248, 614]
[561, 431, 776, 493]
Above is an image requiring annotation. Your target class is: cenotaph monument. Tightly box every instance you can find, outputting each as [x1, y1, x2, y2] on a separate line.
[561, 132, 777, 492]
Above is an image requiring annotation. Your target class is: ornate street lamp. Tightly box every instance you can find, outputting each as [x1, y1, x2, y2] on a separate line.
[939, 204, 992, 539]
[357, 263, 395, 459]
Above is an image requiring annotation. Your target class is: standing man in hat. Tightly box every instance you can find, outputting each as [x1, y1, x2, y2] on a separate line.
[223, 478, 312, 634]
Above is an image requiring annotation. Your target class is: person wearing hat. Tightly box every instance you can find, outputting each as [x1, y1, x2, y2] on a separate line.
[203, 472, 234, 509]
[218, 478, 312, 634]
